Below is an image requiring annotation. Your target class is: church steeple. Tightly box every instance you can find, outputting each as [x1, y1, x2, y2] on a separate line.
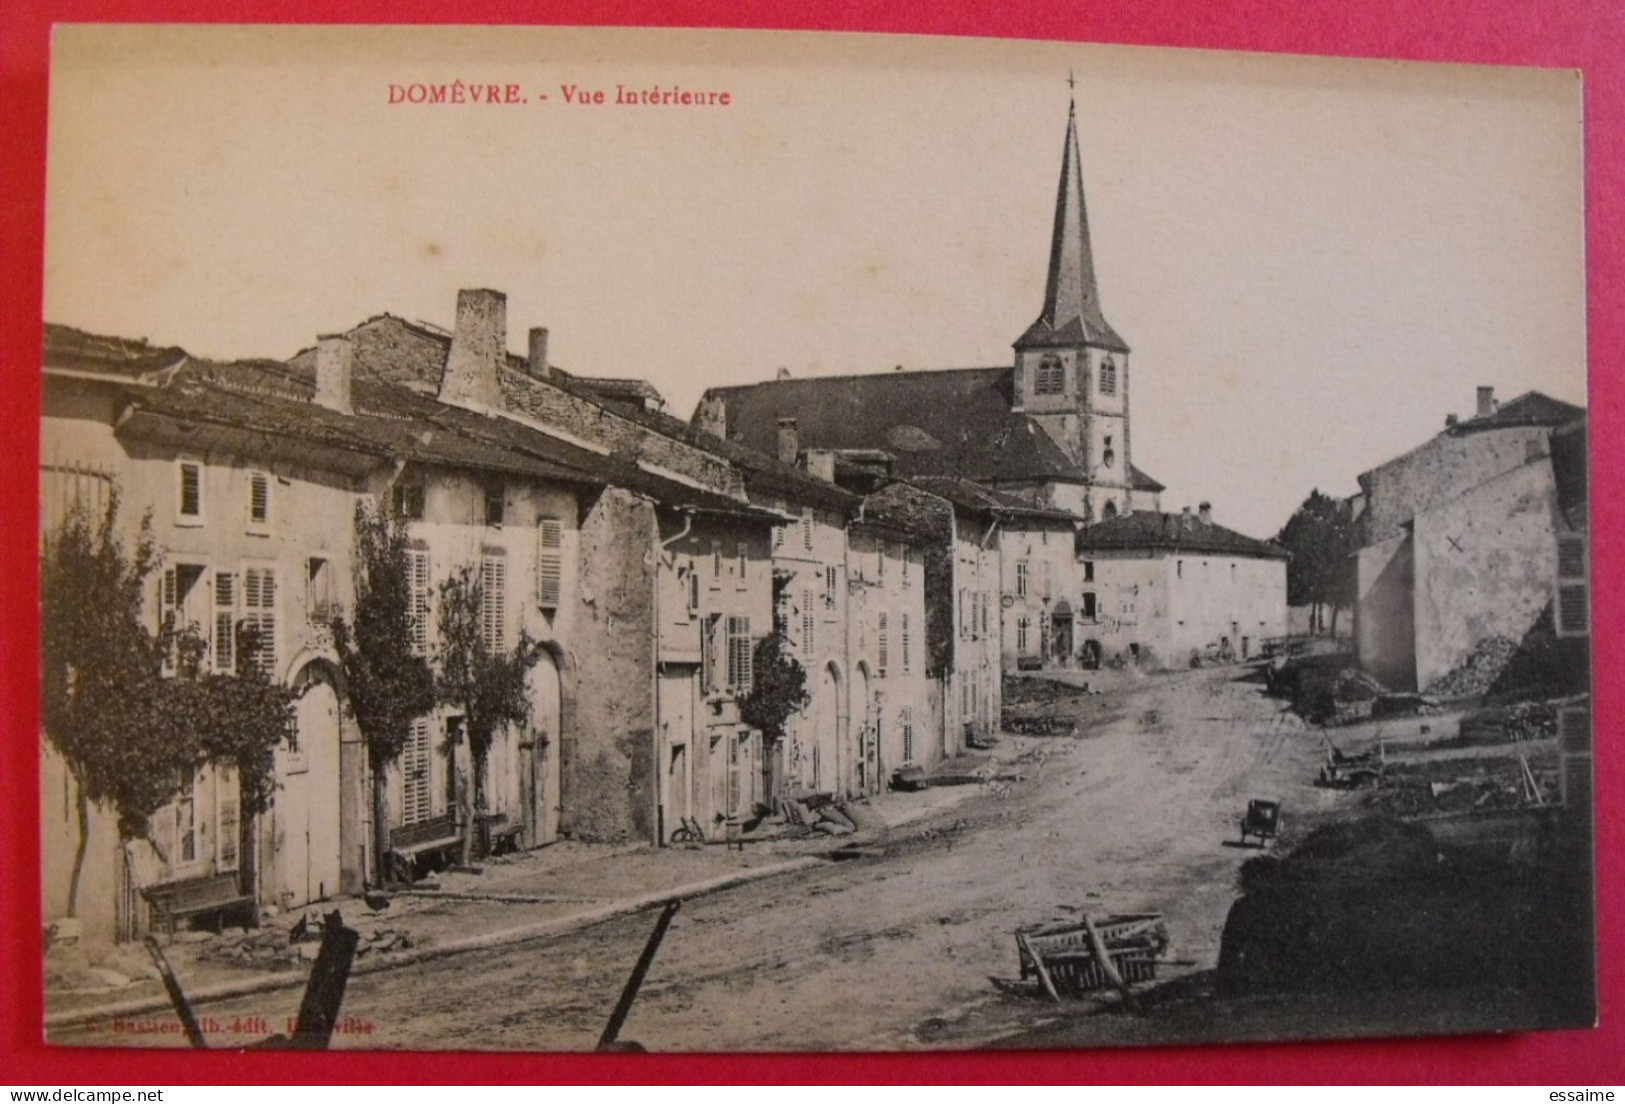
[1017, 100, 1127, 353]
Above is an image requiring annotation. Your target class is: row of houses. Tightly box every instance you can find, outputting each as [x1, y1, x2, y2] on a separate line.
[41, 102, 1294, 946]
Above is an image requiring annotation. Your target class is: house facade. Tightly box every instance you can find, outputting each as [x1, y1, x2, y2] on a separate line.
[1073, 505, 1288, 670]
[1351, 388, 1585, 692]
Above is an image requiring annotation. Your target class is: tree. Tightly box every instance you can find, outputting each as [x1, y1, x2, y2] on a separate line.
[331, 502, 436, 883]
[739, 631, 810, 750]
[433, 564, 541, 867]
[40, 494, 294, 917]
[1275, 489, 1356, 636]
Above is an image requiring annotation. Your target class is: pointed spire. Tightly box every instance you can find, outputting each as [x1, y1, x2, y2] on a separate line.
[1018, 98, 1127, 352]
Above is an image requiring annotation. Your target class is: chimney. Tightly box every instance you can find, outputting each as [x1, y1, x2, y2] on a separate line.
[1181, 504, 1192, 530]
[438, 288, 507, 410]
[777, 417, 799, 465]
[527, 326, 549, 380]
[1476, 386, 1496, 418]
[693, 395, 727, 439]
[775, 366, 792, 381]
[1198, 501, 1212, 526]
[805, 449, 836, 483]
[1445, 413, 1459, 428]
[314, 334, 353, 415]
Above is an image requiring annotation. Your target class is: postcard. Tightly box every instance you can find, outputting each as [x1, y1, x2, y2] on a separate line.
[37, 24, 1591, 1051]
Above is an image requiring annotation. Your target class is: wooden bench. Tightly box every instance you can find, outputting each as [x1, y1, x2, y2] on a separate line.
[387, 811, 462, 883]
[142, 872, 257, 935]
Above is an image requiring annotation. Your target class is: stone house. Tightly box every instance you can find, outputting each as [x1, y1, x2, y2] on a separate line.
[1072, 504, 1288, 670]
[1351, 387, 1585, 692]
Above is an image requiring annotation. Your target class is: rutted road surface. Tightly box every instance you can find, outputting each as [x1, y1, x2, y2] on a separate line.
[67, 665, 1339, 1051]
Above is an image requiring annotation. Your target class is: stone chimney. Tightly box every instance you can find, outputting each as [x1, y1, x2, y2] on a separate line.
[1198, 501, 1212, 526]
[438, 288, 507, 410]
[805, 449, 836, 483]
[693, 395, 727, 439]
[527, 326, 549, 380]
[1181, 504, 1192, 531]
[314, 334, 353, 415]
[777, 418, 799, 465]
[1445, 413, 1459, 428]
[775, 366, 792, 380]
[1476, 386, 1496, 418]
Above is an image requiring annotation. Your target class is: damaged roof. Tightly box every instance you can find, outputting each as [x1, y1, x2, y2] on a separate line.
[1453, 391, 1585, 433]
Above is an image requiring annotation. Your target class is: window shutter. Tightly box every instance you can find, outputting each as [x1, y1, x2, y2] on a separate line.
[537, 518, 564, 609]
[481, 555, 507, 652]
[801, 510, 813, 551]
[248, 472, 270, 526]
[179, 462, 201, 519]
[901, 613, 911, 673]
[1555, 535, 1588, 638]
[403, 717, 432, 825]
[213, 571, 237, 673]
[215, 766, 240, 871]
[825, 565, 838, 609]
[409, 550, 431, 655]
[242, 567, 277, 676]
[877, 612, 889, 677]
[726, 616, 752, 694]
[802, 590, 816, 656]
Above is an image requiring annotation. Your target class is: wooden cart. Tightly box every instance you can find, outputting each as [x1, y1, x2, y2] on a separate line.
[1238, 798, 1282, 846]
[1015, 912, 1171, 997]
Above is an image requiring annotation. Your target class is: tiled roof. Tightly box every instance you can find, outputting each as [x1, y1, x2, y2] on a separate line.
[699, 368, 1089, 486]
[1453, 391, 1585, 433]
[42, 323, 188, 382]
[1074, 510, 1287, 559]
[904, 476, 1078, 525]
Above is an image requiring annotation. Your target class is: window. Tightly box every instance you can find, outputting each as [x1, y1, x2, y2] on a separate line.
[802, 590, 816, 656]
[801, 509, 813, 552]
[241, 567, 277, 676]
[537, 518, 564, 609]
[876, 612, 889, 677]
[726, 616, 753, 694]
[174, 765, 198, 866]
[306, 558, 333, 626]
[1176, 559, 1184, 579]
[877, 541, 886, 582]
[215, 766, 239, 871]
[214, 571, 237, 672]
[1082, 592, 1097, 620]
[1556, 534, 1588, 637]
[481, 554, 507, 652]
[901, 706, 915, 763]
[408, 549, 432, 655]
[687, 567, 701, 617]
[1034, 354, 1064, 395]
[902, 547, 913, 589]
[484, 481, 505, 527]
[159, 563, 207, 673]
[177, 461, 204, 525]
[1041, 560, 1054, 601]
[393, 481, 425, 521]
[1017, 615, 1032, 654]
[402, 718, 432, 825]
[824, 565, 839, 610]
[1083, 560, 1095, 583]
[1102, 501, 1119, 519]
[247, 471, 271, 531]
[701, 614, 722, 694]
[712, 542, 722, 583]
[958, 588, 969, 639]
[979, 590, 989, 637]
[1016, 560, 1030, 598]
[1100, 357, 1117, 396]
[737, 544, 748, 586]
[1102, 435, 1115, 470]
[901, 613, 912, 673]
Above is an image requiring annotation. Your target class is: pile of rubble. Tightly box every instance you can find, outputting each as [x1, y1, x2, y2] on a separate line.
[1362, 754, 1558, 816]
[1424, 635, 1519, 699]
[199, 912, 416, 970]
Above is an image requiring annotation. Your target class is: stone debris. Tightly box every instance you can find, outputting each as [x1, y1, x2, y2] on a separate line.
[1424, 635, 1519, 699]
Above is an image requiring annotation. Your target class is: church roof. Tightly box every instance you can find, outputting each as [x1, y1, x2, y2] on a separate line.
[1075, 510, 1287, 560]
[1451, 391, 1585, 434]
[1015, 103, 1128, 354]
[699, 367, 1086, 485]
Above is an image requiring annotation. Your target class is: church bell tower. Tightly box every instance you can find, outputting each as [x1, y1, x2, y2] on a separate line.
[1013, 96, 1132, 521]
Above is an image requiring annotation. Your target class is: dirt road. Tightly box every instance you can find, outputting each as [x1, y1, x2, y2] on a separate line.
[63, 665, 1343, 1051]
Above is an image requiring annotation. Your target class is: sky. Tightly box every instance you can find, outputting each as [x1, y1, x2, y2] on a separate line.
[43, 27, 1586, 537]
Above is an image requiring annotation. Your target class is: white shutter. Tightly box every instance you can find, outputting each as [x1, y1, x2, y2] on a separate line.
[248, 472, 270, 527]
[403, 717, 432, 825]
[537, 519, 563, 609]
[242, 567, 277, 676]
[213, 571, 237, 673]
[481, 555, 507, 652]
[877, 612, 889, 678]
[727, 616, 752, 694]
[409, 550, 431, 655]
[901, 613, 911, 673]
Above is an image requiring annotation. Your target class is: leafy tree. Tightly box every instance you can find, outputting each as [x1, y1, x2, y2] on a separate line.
[1275, 489, 1356, 636]
[433, 564, 541, 867]
[40, 494, 293, 916]
[331, 502, 436, 882]
[739, 631, 810, 749]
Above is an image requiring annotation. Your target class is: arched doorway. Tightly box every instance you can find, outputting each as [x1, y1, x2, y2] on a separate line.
[820, 662, 846, 796]
[280, 662, 342, 908]
[525, 651, 563, 847]
[852, 662, 876, 796]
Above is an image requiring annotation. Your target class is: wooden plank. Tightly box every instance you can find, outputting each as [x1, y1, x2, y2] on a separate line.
[143, 936, 207, 1049]
[1080, 912, 1137, 1012]
[287, 910, 361, 1049]
[1016, 931, 1061, 1004]
[597, 899, 681, 1051]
